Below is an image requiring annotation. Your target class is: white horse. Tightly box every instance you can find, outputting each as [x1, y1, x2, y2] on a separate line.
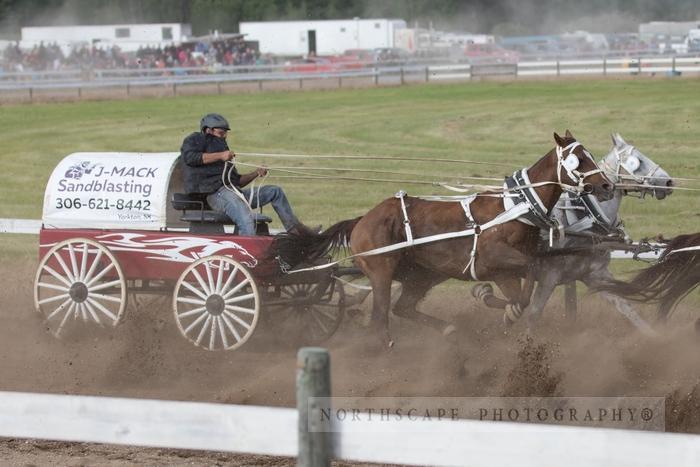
[473, 133, 674, 334]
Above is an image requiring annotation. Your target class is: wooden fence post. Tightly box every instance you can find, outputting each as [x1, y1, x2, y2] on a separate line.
[28, 87, 33, 102]
[564, 282, 577, 322]
[400, 67, 405, 85]
[297, 347, 331, 467]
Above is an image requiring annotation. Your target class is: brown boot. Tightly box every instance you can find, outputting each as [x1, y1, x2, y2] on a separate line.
[287, 223, 322, 236]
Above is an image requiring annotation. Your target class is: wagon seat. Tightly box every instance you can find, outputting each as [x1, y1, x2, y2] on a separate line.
[171, 192, 272, 235]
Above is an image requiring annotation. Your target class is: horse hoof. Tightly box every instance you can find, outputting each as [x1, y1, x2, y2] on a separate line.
[503, 304, 523, 327]
[388, 340, 395, 349]
[442, 324, 457, 337]
[503, 313, 514, 327]
[471, 283, 493, 301]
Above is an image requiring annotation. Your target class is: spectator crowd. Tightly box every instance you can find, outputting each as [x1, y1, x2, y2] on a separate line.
[1, 36, 261, 73]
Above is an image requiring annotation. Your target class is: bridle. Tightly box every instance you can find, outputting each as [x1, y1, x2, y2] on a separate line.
[556, 141, 606, 194]
[600, 144, 664, 198]
[605, 144, 661, 185]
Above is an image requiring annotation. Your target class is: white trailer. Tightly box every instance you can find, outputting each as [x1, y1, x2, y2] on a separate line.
[20, 23, 192, 52]
[239, 19, 406, 56]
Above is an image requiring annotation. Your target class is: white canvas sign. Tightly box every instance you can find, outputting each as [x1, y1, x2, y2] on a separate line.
[43, 152, 180, 230]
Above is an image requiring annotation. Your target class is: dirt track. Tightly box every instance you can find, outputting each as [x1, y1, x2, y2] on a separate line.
[1, 260, 699, 465]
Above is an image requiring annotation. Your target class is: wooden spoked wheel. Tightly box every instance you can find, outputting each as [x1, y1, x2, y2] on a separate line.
[33, 238, 127, 337]
[173, 255, 260, 351]
[268, 281, 345, 344]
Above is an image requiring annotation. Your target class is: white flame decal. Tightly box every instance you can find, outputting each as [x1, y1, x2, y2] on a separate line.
[41, 233, 258, 268]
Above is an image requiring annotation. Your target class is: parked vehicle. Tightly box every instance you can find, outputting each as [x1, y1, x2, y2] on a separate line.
[463, 43, 519, 64]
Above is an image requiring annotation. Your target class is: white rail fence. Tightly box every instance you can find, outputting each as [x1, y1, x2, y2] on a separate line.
[0, 355, 699, 466]
[1, 55, 699, 99]
[517, 56, 700, 77]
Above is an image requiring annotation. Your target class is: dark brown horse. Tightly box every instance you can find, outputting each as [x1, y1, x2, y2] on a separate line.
[595, 233, 700, 322]
[274, 132, 614, 346]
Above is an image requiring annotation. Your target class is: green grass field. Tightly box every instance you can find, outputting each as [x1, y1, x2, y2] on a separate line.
[1, 78, 699, 261]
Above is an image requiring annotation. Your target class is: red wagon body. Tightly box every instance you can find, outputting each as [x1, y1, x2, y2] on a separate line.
[33, 153, 346, 351]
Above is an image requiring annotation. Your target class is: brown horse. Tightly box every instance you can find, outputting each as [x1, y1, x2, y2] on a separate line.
[274, 131, 614, 346]
[595, 233, 700, 322]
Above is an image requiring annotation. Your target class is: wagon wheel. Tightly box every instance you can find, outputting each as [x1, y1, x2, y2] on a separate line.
[173, 255, 260, 351]
[33, 238, 127, 337]
[268, 280, 345, 344]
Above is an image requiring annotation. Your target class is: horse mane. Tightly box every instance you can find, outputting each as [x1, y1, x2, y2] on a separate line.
[594, 233, 700, 319]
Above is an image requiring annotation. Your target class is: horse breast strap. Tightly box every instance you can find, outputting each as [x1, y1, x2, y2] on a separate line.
[505, 169, 559, 230]
[504, 169, 563, 247]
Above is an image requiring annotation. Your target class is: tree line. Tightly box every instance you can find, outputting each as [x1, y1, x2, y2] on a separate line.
[1, 0, 698, 37]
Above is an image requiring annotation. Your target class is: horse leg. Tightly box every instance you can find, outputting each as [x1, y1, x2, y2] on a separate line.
[492, 277, 532, 326]
[471, 282, 508, 309]
[524, 268, 560, 328]
[356, 255, 399, 348]
[392, 267, 453, 336]
[583, 271, 657, 337]
[476, 242, 535, 324]
[520, 272, 536, 308]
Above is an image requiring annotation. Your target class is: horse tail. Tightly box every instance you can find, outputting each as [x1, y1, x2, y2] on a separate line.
[594, 234, 700, 319]
[272, 216, 363, 269]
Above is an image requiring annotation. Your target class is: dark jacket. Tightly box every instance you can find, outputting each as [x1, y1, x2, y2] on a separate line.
[180, 131, 241, 194]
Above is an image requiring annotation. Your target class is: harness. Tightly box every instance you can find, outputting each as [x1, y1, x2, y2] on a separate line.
[284, 141, 605, 278]
[558, 192, 618, 235]
[394, 190, 529, 280]
[504, 169, 558, 229]
[665, 245, 700, 256]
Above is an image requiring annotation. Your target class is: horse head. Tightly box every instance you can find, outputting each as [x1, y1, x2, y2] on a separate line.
[552, 130, 614, 201]
[604, 133, 674, 200]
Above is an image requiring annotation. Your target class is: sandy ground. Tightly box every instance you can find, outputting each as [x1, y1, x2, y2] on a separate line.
[1, 260, 699, 465]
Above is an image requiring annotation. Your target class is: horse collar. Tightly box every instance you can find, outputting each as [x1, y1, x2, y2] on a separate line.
[567, 192, 617, 234]
[505, 169, 557, 230]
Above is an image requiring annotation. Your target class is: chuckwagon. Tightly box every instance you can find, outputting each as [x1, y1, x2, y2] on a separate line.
[34, 153, 347, 351]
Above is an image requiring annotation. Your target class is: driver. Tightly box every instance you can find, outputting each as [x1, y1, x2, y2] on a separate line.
[180, 113, 319, 236]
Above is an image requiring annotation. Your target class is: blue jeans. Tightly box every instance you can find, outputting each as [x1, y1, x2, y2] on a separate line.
[207, 185, 299, 235]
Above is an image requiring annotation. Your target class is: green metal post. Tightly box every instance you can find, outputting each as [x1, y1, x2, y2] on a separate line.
[297, 347, 331, 467]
